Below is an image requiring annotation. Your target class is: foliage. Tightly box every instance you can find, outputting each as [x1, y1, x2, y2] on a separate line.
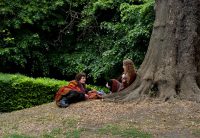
[77, 0, 155, 80]
[0, 0, 155, 83]
[0, 0, 81, 77]
[0, 73, 66, 112]
[0, 73, 108, 112]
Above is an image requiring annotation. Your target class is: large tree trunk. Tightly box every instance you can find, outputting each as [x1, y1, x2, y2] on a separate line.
[105, 0, 200, 102]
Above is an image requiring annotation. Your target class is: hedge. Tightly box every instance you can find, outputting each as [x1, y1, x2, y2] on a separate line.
[0, 73, 108, 112]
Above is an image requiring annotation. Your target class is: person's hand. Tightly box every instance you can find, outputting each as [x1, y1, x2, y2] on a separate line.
[106, 82, 110, 89]
[88, 91, 92, 94]
[122, 78, 126, 83]
[85, 94, 89, 99]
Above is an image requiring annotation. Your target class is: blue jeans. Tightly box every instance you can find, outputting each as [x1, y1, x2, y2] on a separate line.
[59, 97, 69, 108]
[59, 91, 85, 108]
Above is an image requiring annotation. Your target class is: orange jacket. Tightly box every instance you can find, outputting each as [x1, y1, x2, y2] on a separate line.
[54, 80, 86, 104]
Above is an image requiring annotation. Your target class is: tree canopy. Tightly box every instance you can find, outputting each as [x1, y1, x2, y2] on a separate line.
[0, 0, 155, 84]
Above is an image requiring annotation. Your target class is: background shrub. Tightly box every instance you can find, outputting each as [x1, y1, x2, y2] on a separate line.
[0, 73, 108, 112]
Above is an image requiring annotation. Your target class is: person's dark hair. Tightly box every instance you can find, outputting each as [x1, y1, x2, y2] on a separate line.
[75, 72, 86, 81]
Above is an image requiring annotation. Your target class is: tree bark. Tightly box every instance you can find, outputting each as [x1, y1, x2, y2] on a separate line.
[105, 0, 200, 102]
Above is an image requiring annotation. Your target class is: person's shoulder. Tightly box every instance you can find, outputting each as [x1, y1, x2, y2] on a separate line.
[69, 80, 78, 85]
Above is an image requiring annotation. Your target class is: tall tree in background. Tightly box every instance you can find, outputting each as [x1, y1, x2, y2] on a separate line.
[106, 0, 200, 102]
[0, 0, 154, 82]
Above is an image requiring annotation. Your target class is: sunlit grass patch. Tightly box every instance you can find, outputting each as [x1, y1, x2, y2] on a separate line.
[3, 134, 33, 138]
[192, 129, 200, 137]
[42, 128, 62, 138]
[98, 124, 152, 138]
[65, 128, 85, 138]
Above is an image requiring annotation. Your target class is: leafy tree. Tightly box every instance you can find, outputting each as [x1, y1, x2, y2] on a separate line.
[0, 0, 155, 84]
[105, 0, 200, 102]
[77, 0, 155, 80]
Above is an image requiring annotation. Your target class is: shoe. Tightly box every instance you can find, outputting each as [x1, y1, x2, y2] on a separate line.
[59, 97, 70, 108]
[97, 90, 105, 95]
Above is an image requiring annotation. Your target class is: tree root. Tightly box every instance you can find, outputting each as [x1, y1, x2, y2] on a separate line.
[179, 75, 200, 102]
[120, 80, 152, 102]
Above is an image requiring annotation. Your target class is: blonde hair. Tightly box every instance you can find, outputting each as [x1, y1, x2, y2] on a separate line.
[123, 59, 136, 84]
[123, 59, 136, 72]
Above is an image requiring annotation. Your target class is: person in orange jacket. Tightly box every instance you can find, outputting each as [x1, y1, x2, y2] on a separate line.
[55, 72, 102, 108]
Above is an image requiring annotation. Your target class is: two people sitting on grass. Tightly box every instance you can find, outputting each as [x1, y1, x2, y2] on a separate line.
[55, 58, 136, 107]
[106, 59, 137, 93]
[55, 72, 103, 108]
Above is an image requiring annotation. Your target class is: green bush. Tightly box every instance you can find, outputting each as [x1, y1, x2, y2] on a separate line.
[0, 73, 108, 112]
[0, 73, 66, 112]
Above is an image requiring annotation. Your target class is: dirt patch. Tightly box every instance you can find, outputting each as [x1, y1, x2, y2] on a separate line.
[0, 99, 200, 137]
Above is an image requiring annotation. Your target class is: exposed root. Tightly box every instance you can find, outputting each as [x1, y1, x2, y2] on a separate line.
[120, 80, 152, 102]
[179, 75, 200, 102]
[180, 75, 200, 98]
[186, 76, 200, 94]
[158, 82, 177, 102]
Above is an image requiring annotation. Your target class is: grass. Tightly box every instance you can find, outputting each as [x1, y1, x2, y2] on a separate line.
[193, 129, 200, 137]
[42, 128, 62, 138]
[3, 122, 152, 138]
[98, 124, 152, 138]
[65, 129, 84, 138]
[2, 99, 199, 138]
[3, 134, 33, 138]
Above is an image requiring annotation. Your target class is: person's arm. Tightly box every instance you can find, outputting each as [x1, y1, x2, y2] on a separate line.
[128, 72, 137, 86]
[85, 88, 91, 94]
[121, 74, 129, 88]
